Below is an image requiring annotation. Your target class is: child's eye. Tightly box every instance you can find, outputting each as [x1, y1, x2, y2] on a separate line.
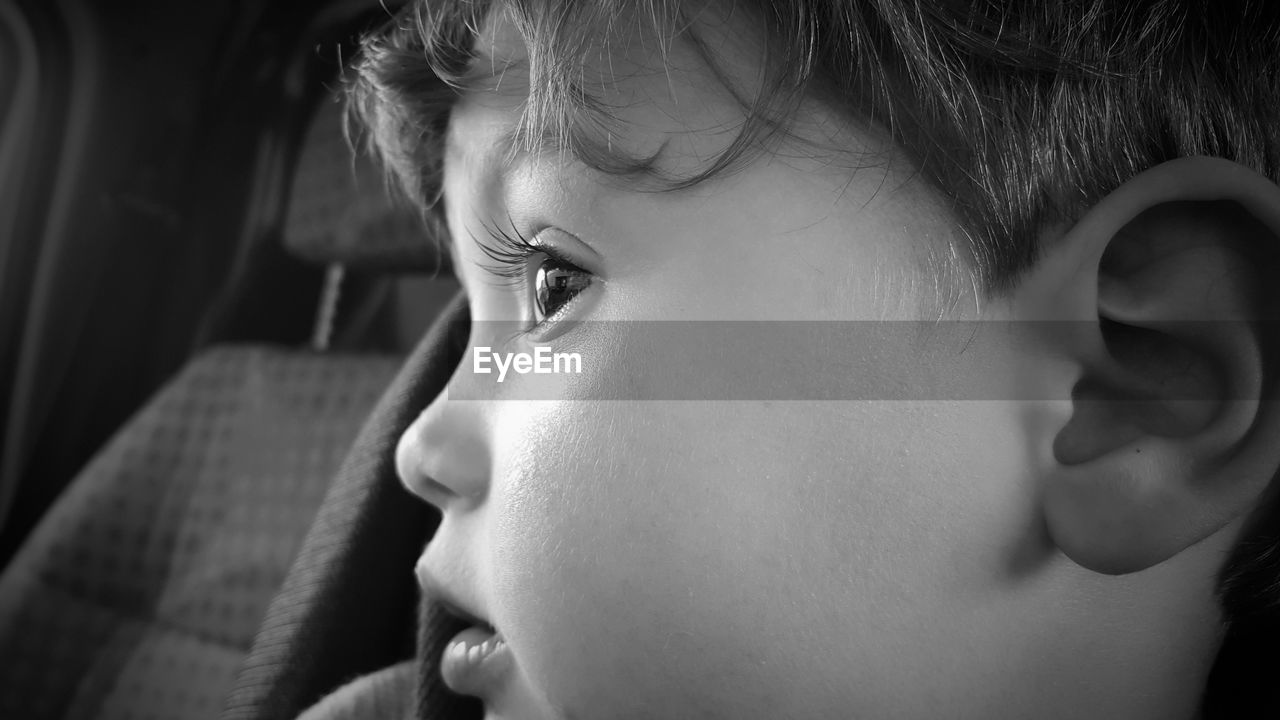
[472, 223, 597, 331]
[533, 256, 591, 324]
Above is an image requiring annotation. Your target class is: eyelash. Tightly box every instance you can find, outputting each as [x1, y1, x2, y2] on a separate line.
[471, 221, 594, 328]
[472, 222, 558, 284]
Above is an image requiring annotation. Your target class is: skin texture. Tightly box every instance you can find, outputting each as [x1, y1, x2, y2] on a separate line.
[394, 6, 1245, 720]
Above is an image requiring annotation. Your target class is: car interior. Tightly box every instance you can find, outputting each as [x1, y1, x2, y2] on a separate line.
[0, 0, 464, 717]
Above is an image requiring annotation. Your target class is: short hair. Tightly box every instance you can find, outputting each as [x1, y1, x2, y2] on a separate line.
[347, 1, 1280, 715]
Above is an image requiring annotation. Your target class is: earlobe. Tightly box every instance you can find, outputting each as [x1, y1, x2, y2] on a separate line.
[1023, 157, 1280, 575]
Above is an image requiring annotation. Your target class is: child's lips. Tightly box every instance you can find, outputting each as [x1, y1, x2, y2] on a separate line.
[417, 559, 513, 697]
[441, 624, 513, 697]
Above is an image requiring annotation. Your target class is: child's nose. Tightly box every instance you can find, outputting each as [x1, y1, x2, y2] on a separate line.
[395, 395, 490, 509]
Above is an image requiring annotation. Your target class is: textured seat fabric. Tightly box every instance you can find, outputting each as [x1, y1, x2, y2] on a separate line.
[0, 346, 401, 720]
[293, 661, 418, 720]
[222, 293, 481, 720]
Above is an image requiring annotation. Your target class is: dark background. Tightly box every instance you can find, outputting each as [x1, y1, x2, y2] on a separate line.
[0, 0, 424, 568]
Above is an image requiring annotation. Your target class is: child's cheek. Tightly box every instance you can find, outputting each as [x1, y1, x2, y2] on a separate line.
[483, 388, 1048, 717]
[483, 400, 842, 716]
[484, 400, 790, 717]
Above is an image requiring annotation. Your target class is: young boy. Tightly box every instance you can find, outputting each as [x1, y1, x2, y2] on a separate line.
[303, 0, 1280, 717]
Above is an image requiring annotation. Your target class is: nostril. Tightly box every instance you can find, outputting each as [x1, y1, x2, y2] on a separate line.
[411, 473, 460, 508]
[395, 429, 460, 508]
[399, 462, 461, 509]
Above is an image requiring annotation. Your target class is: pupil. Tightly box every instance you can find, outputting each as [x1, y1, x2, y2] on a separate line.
[535, 260, 587, 320]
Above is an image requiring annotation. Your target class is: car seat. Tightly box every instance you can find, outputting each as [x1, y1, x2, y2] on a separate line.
[220, 293, 477, 720]
[0, 89, 451, 720]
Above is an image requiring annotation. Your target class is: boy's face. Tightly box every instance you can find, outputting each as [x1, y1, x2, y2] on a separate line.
[398, 7, 1212, 720]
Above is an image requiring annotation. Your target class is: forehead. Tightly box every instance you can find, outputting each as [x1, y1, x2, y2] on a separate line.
[447, 2, 809, 182]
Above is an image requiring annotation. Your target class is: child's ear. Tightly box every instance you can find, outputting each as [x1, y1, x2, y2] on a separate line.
[1018, 156, 1280, 575]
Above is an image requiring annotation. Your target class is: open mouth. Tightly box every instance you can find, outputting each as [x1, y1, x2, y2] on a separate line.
[436, 600, 513, 697]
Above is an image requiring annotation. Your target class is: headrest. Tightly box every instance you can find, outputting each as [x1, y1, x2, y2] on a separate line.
[283, 95, 447, 274]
